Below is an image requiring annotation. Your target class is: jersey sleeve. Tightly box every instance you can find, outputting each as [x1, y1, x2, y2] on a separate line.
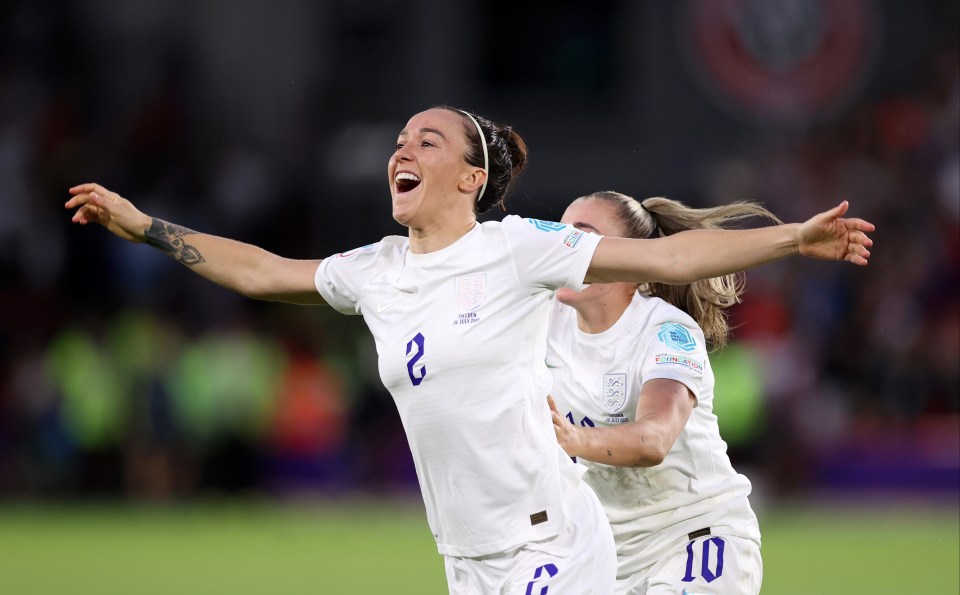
[314, 242, 383, 315]
[639, 320, 708, 407]
[501, 215, 603, 291]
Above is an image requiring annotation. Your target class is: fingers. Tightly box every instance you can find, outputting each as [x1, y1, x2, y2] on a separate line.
[69, 183, 109, 196]
[66, 183, 117, 211]
[846, 253, 869, 266]
[551, 410, 564, 429]
[848, 230, 873, 248]
[547, 395, 559, 414]
[846, 241, 871, 265]
[64, 192, 100, 210]
[822, 200, 849, 220]
[71, 204, 99, 225]
[842, 217, 876, 233]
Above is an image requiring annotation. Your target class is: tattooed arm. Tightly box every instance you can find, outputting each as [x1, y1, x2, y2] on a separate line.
[66, 183, 325, 305]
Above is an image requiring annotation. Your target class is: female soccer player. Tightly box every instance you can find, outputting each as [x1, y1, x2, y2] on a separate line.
[66, 107, 873, 594]
[546, 191, 791, 594]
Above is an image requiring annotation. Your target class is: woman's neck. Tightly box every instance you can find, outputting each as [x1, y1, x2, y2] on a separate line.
[408, 213, 477, 254]
[572, 287, 635, 334]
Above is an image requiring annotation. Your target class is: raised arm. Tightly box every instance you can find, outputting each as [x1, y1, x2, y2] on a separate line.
[65, 183, 326, 305]
[586, 201, 874, 284]
[548, 379, 694, 467]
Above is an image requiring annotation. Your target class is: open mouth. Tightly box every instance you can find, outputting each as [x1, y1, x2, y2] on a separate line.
[395, 172, 422, 194]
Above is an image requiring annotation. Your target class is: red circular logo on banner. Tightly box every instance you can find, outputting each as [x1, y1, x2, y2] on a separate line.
[679, 0, 880, 124]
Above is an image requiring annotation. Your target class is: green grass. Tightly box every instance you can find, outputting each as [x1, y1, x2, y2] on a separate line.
[759, 503, 959, 594]
[0, 499, 956, 594]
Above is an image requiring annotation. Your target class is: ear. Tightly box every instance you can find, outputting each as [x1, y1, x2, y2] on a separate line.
[458, 167, 487, 197]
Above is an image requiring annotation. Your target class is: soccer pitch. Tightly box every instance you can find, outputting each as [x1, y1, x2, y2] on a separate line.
[0, 500, 956, 594]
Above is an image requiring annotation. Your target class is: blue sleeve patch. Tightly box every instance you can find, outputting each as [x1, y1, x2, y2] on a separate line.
[525, 218, 569, 232]
[657, 322, 697, 352]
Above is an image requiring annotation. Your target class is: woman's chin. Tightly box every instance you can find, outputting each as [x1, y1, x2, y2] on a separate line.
[392, 204, 414, 227]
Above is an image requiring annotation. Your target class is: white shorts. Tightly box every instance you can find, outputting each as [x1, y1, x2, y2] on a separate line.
[616, 533, 762, 595]
[444, 480, 617, 594]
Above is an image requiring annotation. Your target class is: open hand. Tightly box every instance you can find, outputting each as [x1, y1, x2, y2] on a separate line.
[798, 201, 875, 265]
[65, 183, 151, 243]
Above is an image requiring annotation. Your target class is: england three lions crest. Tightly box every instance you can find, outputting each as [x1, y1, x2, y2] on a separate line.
[455, 274, 486, 311]
[601, 373, 627, 412]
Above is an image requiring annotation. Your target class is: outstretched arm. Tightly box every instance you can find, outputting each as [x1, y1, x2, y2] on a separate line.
[65, 183, 326, 305]
[586, 201, 874, 284]
[548, 379, 694, 467]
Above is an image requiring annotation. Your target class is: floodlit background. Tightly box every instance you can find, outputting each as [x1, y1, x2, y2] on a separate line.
[0, 0, 957, 593]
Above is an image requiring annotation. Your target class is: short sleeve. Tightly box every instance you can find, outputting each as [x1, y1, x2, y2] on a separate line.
[314, 242, 383, 315]
[501, 215, 602, 291]
[639, 321, 708, 407]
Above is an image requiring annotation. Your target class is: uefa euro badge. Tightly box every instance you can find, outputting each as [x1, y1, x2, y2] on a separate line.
[657, 322, 697, 352]
[602, 373, 627, 412]
[455, 273, 486, 311]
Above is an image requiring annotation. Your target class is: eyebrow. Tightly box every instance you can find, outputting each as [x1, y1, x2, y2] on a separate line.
[398, 127, 447, 140]
[571, 222, 602, 234]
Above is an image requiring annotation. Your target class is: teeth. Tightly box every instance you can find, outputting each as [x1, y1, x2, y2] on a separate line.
[395, 172, 421, 183]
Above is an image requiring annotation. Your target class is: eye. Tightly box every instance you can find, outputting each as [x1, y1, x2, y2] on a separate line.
[396, 142, 404, 150]
[421, 140, 434, 147]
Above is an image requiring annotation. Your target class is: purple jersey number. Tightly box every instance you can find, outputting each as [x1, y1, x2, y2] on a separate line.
[683, 536, 725, 584]
[406, 332, 426, 386]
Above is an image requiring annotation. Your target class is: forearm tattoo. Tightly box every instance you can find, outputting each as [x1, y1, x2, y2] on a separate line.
[144, 218, 206, 265]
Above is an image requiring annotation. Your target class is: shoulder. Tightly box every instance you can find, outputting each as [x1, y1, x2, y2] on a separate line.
[498, 215, 593, 249]
[332, 236, 405, 260]
[625, 294, 705, 346]
[639, 296, 708, 353]
[499, 214, 569, 234]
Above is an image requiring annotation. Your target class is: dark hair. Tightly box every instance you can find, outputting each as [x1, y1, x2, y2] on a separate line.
[576, 191, 782, 350]
[435, 106, 529, 214]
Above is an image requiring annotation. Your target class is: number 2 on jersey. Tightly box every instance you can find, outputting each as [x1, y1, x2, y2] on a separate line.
[406, 332, 426, 386]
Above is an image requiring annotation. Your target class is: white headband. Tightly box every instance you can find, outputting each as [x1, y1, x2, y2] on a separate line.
[459, 110, 489, 201]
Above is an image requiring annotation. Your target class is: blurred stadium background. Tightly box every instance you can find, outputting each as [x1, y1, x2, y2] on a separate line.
[0, 0, 957, 593]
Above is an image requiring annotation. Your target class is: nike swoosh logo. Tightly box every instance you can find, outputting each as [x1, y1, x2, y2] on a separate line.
[376, 303, 394, 313]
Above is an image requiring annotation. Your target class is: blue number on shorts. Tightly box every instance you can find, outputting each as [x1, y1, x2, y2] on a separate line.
[406, 332, 426, 386]
[682, 537, 725, 583]
[524, 563, 558, 595]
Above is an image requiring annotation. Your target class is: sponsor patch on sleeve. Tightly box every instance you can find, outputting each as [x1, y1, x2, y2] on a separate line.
[562, 229, 584, 249]
[653, 353, 704, 373]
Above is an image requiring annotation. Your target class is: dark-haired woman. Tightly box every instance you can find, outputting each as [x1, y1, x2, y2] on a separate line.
[67, 107, 873, 594]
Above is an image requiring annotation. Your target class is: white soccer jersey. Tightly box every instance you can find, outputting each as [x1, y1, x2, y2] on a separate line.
[546, 292, 761, 577]
[315, 215, 602, 557]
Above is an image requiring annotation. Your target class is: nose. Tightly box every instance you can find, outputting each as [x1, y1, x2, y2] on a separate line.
[393, 144, 412, 162]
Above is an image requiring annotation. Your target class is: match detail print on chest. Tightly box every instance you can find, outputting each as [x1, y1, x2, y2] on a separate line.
[451, 273, 486, 327]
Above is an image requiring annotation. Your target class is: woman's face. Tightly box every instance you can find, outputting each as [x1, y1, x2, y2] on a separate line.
[556, 198, 637, 306]
[388, 108, 483, 228]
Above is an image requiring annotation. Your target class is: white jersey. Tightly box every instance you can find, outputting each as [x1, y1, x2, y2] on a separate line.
[546, 292, 760, 576]
[315, 215, 602, 557]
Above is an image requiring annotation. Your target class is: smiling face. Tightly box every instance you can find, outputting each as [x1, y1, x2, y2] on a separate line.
[555, 197, 638, 307]
[388, 108, 485, 229]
